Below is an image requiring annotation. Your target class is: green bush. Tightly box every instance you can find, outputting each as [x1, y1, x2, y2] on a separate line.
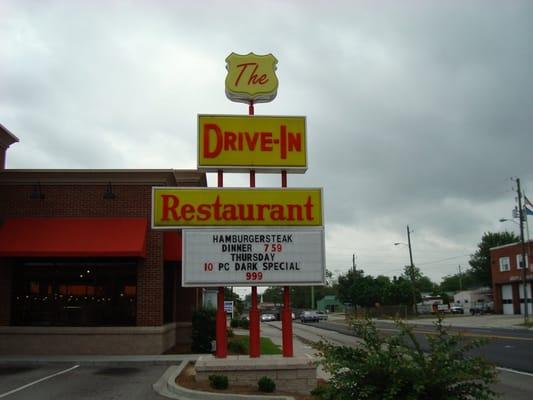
[315, 317, 497, 400]
[257, 376, 276, 393]
[208, 374, 228, 390]
[230, 318, 240, 328]
[191, 308, 216, 353]
[239, 318, 249, 329]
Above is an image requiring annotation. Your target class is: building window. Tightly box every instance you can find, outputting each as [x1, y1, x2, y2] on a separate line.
[499, 257, 510, 272]
[516, 253, 528, 270]
[11, 259, 137, 326]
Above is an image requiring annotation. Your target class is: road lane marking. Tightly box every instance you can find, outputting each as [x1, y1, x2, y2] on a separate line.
[0, 364, 79, 398]
[497, 367, 533, 377]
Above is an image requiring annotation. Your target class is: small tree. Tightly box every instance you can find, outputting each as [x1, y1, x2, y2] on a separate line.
[314, 318, 497, 400]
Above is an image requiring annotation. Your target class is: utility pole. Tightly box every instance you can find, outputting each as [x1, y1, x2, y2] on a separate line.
[458, 265, 463, 291]
[352, 253, 357, 315]
[516, 178, 529, 323]
[407, 225, 418, 316]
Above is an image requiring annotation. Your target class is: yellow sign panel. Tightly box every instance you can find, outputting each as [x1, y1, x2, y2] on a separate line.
[198, 115, 307, 172]
[152, 188, 323, 228]
[225, 53, 278, 104]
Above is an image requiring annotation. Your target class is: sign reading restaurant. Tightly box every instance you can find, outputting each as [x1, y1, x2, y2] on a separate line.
[198, 115, 307, 172]
[182, 228, 325, 286]
[152, 187, 323, 228]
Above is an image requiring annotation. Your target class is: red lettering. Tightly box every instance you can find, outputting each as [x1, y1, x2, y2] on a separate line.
[257, 204, 270, 221]
[280, 125, 287, 159]
[304, 196, 314, 221]
[234, 62, 269, 86]
[288, 132, 302, 152]
[247, 64, 269, 85]
[161, 195, 180, 221]
[181, 204, 195, 221]
[260, 132, 273, 151]
[224, 131, 237, 151]
[203, 124, 222, 158]
[244, 132, 260, 150]
[213, 196, 222, 220]
[234, 63, 255, 86]
[197, 204, 211, 221]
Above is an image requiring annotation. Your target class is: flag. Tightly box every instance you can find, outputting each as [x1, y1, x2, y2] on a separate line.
[525, 205, 533, 216]
[525, 195, 533, 208]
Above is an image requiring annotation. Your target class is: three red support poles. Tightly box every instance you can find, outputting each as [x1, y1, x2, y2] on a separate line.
[214, 101, 293, 358]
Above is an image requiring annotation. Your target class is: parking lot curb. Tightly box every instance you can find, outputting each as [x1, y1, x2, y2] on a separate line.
[154, 361, 295, 400]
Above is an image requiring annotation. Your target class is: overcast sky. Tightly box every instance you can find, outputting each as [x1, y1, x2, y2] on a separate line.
[2, 0, 532, 285]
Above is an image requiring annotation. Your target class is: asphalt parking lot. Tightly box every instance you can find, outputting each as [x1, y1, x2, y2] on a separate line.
[0, 364, 167, 400]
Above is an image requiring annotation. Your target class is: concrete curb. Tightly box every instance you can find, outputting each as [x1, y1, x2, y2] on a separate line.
[154, 361, 295, 400]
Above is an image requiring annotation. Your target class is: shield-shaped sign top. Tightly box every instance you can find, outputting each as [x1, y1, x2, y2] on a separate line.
[225, 52, 278, 104]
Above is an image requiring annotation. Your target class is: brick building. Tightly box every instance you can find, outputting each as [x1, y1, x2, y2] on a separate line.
[0, 124, 207, 354]
[490, 240, 532, 315]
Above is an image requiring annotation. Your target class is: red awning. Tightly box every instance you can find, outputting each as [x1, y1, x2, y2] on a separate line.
[0, 218, 148, 257]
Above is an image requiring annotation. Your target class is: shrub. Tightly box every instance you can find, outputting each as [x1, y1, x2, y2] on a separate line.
[230, 318, 240, 328]
[315, 317, 497, 400]
[239, 318, 249, 329]
[258, 376, 276, 393]
[227, 327, 234, 338]
[208, 374, 228, 390]
[191, 308, 216, 353]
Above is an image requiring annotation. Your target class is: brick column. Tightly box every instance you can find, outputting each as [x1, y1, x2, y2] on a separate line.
[137, 231, 164, 326]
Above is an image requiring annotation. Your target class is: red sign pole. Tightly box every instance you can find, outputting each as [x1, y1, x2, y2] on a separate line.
[281, 170, 294, 357]
[215, 169, 227, 358]
[248, 100, 261, 357]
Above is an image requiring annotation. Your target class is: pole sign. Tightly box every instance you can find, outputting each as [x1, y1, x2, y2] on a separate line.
[198, 115, 307, 172]
[225, 52, 278, 104]
[182, 228, 325, 287]
[224, 301, 234, 315]
[152, 187, 323, 229]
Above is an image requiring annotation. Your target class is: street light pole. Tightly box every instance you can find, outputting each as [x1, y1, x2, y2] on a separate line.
[516, 178, 530, 324]
[406, 225, 418, 316]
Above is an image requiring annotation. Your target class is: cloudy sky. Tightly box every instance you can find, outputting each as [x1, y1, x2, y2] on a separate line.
[1, 0, 532, 284]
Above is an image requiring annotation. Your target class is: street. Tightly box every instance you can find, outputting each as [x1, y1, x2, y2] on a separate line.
[279, 320, 533, 400]
[308, 319, 533, 373]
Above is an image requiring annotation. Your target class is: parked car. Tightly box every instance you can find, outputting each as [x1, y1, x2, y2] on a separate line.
[316, 311, 328, 320]
[260, 313, 276, 322]
[450, 305, 464, 314]
[300, 311, 319, 323]
[470, 303, 492, 315]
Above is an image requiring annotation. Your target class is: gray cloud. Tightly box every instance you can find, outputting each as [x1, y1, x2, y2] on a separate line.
[1, 0, 532, 281]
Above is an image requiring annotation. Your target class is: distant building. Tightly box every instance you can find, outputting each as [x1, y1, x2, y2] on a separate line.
[452, 288, 493, 313]
[490, 241, 532, 315]
[316, 295, 344, 313]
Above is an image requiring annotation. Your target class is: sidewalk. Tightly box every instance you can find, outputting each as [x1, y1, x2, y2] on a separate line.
[0, 354, 200, 367]
[328, 313, 531, 330]
[380, 314, 531, 330]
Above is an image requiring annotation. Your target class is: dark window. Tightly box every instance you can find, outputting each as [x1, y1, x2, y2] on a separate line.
[11, 259, 137, 326]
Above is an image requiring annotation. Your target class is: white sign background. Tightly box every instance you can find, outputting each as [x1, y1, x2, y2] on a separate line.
[182, 228, 325, 287]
